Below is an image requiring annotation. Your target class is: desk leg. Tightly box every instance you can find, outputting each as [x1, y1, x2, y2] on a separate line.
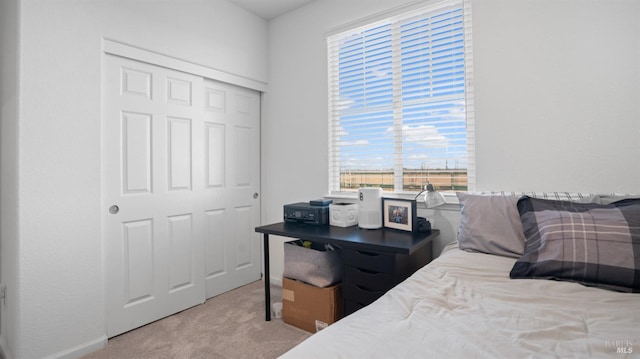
[263, 233, 271, 321]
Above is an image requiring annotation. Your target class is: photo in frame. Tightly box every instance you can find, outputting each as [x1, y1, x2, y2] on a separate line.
[382, 198, 417, 232]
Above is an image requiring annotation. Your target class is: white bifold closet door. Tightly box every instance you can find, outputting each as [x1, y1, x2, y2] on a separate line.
[103, 55, 261, 337]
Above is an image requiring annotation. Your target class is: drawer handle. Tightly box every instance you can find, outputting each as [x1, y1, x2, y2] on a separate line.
[356, 250, 380, 257]
[356, 267, 377, 275]
[355, 284, 384, 294]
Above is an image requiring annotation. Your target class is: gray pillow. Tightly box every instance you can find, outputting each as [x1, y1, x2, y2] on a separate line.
[456, 192, 526, 258]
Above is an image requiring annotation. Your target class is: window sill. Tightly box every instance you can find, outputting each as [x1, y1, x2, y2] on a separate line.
[324, 192, 461, 212]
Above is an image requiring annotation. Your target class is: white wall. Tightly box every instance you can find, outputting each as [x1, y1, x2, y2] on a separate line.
[263, 0, 640, 282]
[473, 0, 640, 193]
[6, 1, 267, 358]
[0, 0, 20, 358]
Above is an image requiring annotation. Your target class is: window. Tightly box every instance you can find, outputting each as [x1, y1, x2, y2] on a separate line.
[327, 0, 474, 194]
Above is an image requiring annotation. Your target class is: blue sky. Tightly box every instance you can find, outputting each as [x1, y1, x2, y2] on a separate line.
[334, 7, 467, 172]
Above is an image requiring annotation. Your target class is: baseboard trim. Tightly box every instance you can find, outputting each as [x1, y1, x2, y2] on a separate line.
[45, 335, 107, 359]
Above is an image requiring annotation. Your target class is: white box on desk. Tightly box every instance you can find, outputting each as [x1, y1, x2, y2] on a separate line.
[329, 203, 358, 227]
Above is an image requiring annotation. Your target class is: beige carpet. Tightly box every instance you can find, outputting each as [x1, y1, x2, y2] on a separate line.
[82, 280, 311, 359]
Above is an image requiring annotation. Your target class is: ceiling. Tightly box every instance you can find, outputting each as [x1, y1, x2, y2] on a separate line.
[227, 0, 317, 20]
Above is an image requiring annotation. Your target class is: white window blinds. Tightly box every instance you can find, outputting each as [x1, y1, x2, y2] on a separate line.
[327, 0, 474, 194]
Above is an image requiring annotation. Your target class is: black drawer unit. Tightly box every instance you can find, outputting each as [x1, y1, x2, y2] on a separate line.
[344, 300, 366, 315]
[342, 243, 433, 316]
[255, 222, 438, 322]
[343, 249, 397, 273]
[344, 265, 394, 291]
[343, 282, 386, 307]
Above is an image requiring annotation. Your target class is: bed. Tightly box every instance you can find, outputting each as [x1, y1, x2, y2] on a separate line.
[280, 193, 640, 358]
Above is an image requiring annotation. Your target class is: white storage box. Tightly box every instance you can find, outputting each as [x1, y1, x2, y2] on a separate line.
[329, 203, 358, 227]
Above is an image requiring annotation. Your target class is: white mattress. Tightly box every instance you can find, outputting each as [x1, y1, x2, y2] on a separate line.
[280, 243, 640, 358]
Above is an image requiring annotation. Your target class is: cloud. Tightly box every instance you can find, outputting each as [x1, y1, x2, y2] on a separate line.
[385, 124, 449, 148]
[341, 139, 369, 146]
[334, 123, 369, 146]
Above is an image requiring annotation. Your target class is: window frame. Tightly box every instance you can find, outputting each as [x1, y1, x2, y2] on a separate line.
[326, 0, 475, 196]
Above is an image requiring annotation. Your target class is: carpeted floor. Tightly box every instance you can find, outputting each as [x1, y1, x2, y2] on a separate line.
[82, 280, 311, 359]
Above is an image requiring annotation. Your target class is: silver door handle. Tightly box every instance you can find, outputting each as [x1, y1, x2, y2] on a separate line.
[253, 193, 259, 199]
[109, 205, 120, 214]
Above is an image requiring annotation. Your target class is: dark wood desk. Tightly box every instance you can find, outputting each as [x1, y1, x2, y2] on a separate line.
[255, 222, 438, 321]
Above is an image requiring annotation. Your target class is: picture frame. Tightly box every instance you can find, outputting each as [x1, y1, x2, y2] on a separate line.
[382, 198, 417, 232]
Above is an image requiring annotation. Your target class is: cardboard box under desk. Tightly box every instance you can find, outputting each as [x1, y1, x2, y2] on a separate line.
[282, 277, 343, 333]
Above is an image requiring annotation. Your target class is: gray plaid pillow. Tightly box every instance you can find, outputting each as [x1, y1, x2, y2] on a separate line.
[510, 196, 640, 292]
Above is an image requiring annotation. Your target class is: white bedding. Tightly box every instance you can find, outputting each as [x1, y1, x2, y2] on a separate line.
[280, 243, 640, 358]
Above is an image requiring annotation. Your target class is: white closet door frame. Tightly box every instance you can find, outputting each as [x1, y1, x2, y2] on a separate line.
[102, 38, 267, 93]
